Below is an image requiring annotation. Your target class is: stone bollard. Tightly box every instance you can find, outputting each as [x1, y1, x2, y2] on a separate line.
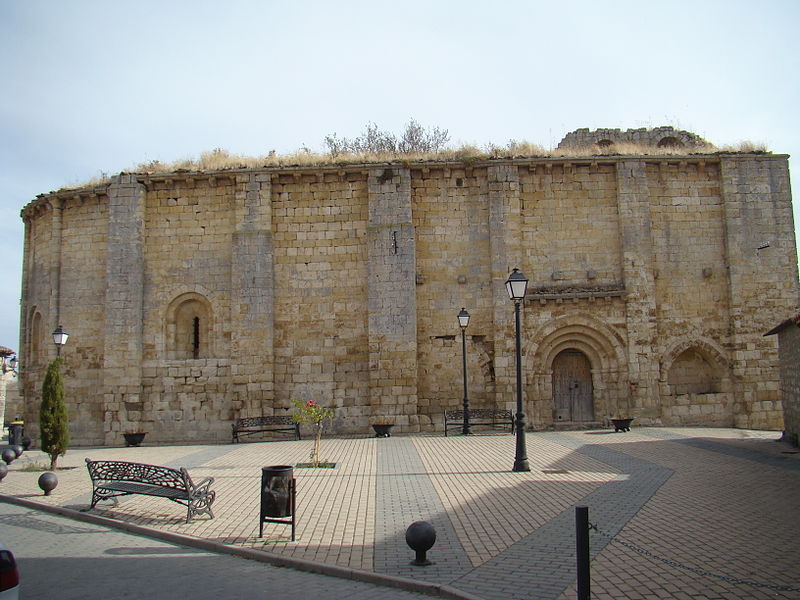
[1, 448, 15, 465]
[406, 520, 436, 566]
[38, 472, 58, 496]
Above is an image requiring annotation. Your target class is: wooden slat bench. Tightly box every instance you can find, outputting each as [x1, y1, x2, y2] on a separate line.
[231, 415, 301, 443]
[85, 459, 216, 523]
[443, 408, 514, 436]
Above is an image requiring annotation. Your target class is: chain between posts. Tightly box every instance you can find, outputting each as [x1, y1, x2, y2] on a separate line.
[591, 525, 800, 594]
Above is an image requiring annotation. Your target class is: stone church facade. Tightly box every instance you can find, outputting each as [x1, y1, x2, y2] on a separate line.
[17, 129, 800, 446]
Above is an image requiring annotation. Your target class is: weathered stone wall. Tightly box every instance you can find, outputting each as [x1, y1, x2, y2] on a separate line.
[772, 321, 800, 445]
[0, 372, 20, 425]
[137, 175, 236, 443]
[17, 152, 799, 445]
[721, 158, 798, 427]
[272, 171, 370, 427]
[19, 190, 109, 444]
[413, 165, 494, 422]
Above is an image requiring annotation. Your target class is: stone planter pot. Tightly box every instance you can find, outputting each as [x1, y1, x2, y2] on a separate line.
[123, 432, 147, 447]
[372, 424, 394, 438]
[611, 418, 633, 432]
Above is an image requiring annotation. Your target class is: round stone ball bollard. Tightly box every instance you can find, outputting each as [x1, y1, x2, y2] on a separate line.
[38, 472, 58, 496]
[0, 463, 7, 482]
[406, 520, 436, 566]
[1, 448, 15, 465]
[10, 445, 23, 458]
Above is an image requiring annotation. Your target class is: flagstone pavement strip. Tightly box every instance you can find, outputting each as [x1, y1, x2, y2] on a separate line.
[373, 437, 474, 583]
[446, 433, 673, 600]
[1, 428, 799, 600]
[677, 437, 800, 471]
[162, 443, 245, 470]
[411, 434, 620, 572]
[553, 429, 800, 600]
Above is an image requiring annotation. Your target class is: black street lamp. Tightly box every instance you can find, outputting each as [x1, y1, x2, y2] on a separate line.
[52, 325, 69, 357]
[458, 308, 471, 435]
[505, 268, 530, 472]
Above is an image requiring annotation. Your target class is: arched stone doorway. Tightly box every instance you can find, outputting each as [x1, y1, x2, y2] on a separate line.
[552, 349, 594, 424]
[526, 313, 628, 429]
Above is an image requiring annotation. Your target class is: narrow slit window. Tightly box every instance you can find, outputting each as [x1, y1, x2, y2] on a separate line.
[192, 317, 200, 359]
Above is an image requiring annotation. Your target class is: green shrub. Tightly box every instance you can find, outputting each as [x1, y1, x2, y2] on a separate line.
[40, 357, 69, 470]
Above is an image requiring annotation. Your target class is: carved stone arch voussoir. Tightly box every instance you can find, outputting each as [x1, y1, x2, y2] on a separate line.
[165, 289, 215, 323]
[659, 336, 731, 383]
[526, 313, 626, 374]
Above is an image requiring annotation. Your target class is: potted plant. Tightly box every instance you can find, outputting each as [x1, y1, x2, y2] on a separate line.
[371, 419, 394, 438]
[123, 431, 147, 447]
[291, 399, 335, 467]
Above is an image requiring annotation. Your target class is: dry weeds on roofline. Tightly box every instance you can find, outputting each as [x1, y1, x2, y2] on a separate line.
[71, 140, 768, 192]
[134, 140, 768, 173]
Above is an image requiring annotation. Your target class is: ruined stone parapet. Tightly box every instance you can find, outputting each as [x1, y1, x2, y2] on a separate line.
[557, 126, 709, 151]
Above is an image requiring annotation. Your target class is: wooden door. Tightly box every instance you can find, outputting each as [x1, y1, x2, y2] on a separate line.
[552, 350, 594, 423]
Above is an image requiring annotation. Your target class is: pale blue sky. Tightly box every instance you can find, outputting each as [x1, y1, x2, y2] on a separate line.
[1, 0, 799, 352]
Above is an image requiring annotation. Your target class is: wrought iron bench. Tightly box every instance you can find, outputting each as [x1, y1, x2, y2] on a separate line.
[231, 415, 301, 443]
[85, 459, 215, 523]
[443, 408, 514, 436]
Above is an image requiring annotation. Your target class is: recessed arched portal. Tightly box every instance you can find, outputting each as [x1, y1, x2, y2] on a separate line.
[526, 313, 627, 428]
[551, 349, 594, 423]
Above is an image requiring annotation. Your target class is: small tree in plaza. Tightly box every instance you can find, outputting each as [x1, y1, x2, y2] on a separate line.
[40, 357, 69, 470]
[291, 399, 335, 467]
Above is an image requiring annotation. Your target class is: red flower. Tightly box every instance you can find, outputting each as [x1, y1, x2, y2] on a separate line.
[306, 400, 317, 407]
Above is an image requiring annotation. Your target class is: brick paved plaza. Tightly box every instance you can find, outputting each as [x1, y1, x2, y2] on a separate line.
[1, 427, 798, 599]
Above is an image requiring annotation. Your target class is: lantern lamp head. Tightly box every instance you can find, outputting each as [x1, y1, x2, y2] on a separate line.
[52, 325, 69, 348]
[505, 268, 529, 302]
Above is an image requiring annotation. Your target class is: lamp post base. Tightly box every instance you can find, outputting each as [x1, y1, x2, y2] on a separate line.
[512, 412, 530, 472]
[512, 459, 530, 472]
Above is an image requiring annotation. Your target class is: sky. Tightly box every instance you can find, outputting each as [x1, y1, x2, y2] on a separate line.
[1, 0, 799, 354]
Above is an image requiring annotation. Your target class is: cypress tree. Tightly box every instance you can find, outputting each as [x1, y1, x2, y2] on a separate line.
[40, 357, 69, 470]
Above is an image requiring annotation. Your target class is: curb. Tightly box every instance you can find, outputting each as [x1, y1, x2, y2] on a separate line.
[0, 494, 481, 600]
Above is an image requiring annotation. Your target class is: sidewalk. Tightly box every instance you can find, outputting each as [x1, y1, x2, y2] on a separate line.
[1, 427, 799, 600]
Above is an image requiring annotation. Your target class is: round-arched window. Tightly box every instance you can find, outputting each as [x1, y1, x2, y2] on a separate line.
[166, 293, 213, 359]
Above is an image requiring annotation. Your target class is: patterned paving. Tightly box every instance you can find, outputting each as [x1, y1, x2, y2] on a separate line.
[1, 427, 798, 599]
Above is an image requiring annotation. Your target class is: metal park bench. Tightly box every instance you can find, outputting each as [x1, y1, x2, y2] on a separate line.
[443, 408, 514, 436]
[85, 459, 216, 523]
[231, 416, 301, 443]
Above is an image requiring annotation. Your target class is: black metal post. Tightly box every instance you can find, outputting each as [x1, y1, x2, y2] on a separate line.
[461, 326, 471, 435]
[512, 299, 530, 472]
[290, 478, 296, 541]
[576, 506, 590, 600]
